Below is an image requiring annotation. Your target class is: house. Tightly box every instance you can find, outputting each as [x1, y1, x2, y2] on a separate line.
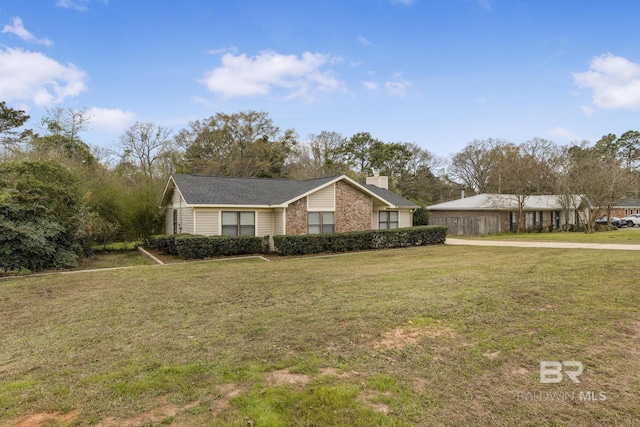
[161, 174, 418, 237]
[609, 198, 640, 218]
[427, 194, 587, 236]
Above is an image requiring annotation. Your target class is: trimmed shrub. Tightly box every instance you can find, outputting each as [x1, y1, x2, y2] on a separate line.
[149, 234, 179, 255]
[594, 224, 618, 232]
[175, 235, 269, 259]
[272, 226, 447, 256]
[150, 226, 446, 259]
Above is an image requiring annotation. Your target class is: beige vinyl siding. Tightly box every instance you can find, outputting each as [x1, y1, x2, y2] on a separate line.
[194, 209, 220, 236]
[166, 208, 173, 234]
[171, 190, 182, 207]
[372, 208, 380, 229]
[307, 184, 335, 211]
[179, 207, 194, 234]
[273, 208, 285, 235]
[257, 210, 274, 236]
[399, 210, 412, 228]
[169, 189, 194, 234]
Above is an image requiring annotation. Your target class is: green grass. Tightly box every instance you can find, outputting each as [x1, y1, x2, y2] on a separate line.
[465, 227, 640, 244]
[1, 246, 639, 426]
[92, 241, 139, 252]
[77, 250, 156, 270]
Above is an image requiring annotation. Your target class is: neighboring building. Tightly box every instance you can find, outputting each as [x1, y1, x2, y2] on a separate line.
[609, 198, 640, 218]
[427, 194, 587, 236]
[161, 174, 417, 237]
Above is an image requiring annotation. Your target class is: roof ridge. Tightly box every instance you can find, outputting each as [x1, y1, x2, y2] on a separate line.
[172, 173, 339, 183]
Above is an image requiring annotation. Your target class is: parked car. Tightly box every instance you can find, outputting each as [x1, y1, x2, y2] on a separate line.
[623, 214, 640, 227]
[595, 216, 623, 228]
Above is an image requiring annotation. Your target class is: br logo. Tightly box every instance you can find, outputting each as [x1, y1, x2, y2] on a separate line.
[540, 361, 583, 384]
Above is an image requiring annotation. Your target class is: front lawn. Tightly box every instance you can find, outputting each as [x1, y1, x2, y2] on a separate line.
[78, 250, 157, 270]
[467, 227, 640, 244]
[1, 245, 639, 426]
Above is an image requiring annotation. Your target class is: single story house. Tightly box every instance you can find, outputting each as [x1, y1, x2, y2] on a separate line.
[609, 198, 640, 218]
[161, 174, 418, 237]
[427, 194, 587, 236]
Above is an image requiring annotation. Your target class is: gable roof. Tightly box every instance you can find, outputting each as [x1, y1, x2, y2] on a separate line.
[427, 194, 582, 211]
[164, 174, 418, 208]
[615, 198, 640, 208]
[363, 184, 417, 208]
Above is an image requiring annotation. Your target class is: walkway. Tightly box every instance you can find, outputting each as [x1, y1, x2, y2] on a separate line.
[446, 238, 640, 251]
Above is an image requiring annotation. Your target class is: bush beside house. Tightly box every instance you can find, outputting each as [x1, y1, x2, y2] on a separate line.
[149, 226, 447, 259]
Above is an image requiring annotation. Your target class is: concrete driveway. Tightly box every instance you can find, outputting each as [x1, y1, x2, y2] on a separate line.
[446, 238, 640, 251]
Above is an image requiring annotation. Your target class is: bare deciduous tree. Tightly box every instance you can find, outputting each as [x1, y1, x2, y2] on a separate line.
[449, 138, 509, 193]
[41, 107, 91, 142]
[286, 131, 348, 179]
[558, 142, 637, 232]
[118, 121, 173, 182]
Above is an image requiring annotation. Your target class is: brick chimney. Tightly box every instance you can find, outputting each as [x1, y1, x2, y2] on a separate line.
[366, 174, 388, 189]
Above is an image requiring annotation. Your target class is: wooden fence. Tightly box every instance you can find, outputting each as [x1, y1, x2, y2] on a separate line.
[429, 216, 500, 237]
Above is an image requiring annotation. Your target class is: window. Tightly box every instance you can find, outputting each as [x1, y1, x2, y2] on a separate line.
[222, 211, 255, 236]
[173, 209, 178, 234]
[525, 212, 534, 229]
[379, 211, 399, 229]
[308, 212, 334, 234]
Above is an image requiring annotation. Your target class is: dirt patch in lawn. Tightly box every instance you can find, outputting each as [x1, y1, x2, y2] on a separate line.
[96, 400, 199, 426]
[372, 324, 457, 350]
[13, 411, 79, 427]
[264, 369, 312, 387]
[212, 383, 246, 414]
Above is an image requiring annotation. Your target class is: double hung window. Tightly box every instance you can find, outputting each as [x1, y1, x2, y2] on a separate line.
[308, 212, 334, 234]
[379, 211, 399, 229]
[222, 211, 255, 236]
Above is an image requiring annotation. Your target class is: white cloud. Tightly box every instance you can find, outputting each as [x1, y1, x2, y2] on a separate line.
[573, 53, 640, 110]
[548, 126, 581, 141]
[362, 81, 378, 90]
[206, 46, 237, 56]
[357, 36, 371, 46]
[385, 79, 411, 96]
[86, 107, 135, 131]
[55, 0, 107, 11]
[0, 47, 86, 106]
[200, 50, 344, 99]
[2, 17, 52, 46]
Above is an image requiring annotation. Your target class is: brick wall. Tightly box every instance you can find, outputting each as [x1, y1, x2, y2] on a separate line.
[286, 197, 307, 235]
[285, 181, 375, 235]
[335, 180, 372, 233]
[610, 208, 640, 218]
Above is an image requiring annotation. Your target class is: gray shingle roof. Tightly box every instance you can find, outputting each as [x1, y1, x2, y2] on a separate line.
[170, 174, 337, 205]
[168, 174, 418, 208]
[363, 184, 418, 208]
[615, 198, 640, 207]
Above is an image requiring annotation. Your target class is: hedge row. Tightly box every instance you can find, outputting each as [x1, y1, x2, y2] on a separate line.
[273, 226, 446, 256]
[149, 226, 447, 259]
[148, 234, 269, 259]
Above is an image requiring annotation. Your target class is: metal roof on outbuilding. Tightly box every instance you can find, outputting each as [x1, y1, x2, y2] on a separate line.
[427, 194, 582, 211]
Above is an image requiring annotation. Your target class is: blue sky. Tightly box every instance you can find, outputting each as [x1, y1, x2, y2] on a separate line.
[2, 0, 640, 159]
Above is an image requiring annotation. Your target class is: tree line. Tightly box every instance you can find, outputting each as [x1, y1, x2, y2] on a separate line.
[1, 102, 638, 271]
